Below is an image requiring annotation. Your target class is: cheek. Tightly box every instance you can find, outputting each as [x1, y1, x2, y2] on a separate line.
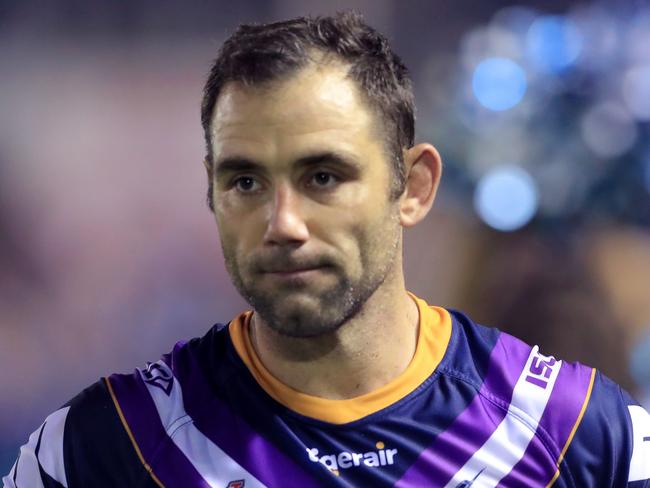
[318, 204, 397, 265]
[333, 182, 371, 209]
[357, 204, 400, 255]
[215, 224, 237, 262]
[216, 220, 248, 271]
[216, 205, 265, 252]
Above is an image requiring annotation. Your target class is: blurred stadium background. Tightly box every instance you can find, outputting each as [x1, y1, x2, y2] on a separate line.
[1, 0, 649, 472]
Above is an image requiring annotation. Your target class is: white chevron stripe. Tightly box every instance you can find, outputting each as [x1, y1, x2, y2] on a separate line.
[139, 360, 267, 488]
[444, 346, 562, 487]
[2, 463, 18, 488]
[2, 407, 70, 488]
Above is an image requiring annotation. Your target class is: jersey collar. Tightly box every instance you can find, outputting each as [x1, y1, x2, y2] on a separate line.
[228, 293, 452, 424]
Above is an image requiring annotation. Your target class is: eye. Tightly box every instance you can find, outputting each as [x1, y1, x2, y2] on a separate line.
[233, 176, 261, 193]
[309, 171, 339, 189]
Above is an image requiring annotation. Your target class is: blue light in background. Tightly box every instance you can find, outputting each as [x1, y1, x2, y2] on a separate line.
[581, 102, 637, 159]
[472, 58, 527, 111]
[629, 329, 650, 395]
[526, 15, 583, 73]
[623, 65, 650, 121]
[474, 165, 539, 231]
[644, 150, 650, 195]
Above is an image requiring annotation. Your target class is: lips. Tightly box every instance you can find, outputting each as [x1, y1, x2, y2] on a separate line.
[264, 265, 327, 274]
[256, 256, 334, 274]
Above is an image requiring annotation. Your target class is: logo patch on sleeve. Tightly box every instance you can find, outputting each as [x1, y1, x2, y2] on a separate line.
[628, 405, 650, 482]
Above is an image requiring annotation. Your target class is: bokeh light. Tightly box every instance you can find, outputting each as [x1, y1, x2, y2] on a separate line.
[526, 15, 583, 73]
[460, 26, 522, 70]
[3, 1, 650, 472]
[581, 102, 638, 159]
[535, 158, 584, 217]
[571, 6, 620, 73]
[623, 65, 650, 121]
[492, 5, 538, 39]
[472, 57, 527, 111]
[644, 150, 650, 195]
[630, 329, 650, 393]
[623, 10, 650, 64]
[474, 165, 538, 231]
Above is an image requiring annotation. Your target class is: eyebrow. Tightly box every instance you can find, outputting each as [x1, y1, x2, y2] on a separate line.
[214, 157, 262, 177]
[213, 151, 362, 178]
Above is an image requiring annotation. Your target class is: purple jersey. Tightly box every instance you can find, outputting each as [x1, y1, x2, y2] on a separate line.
[4, 295, 650, 487]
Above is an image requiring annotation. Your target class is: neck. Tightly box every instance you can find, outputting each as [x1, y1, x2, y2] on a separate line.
[249, 268, 420, 400]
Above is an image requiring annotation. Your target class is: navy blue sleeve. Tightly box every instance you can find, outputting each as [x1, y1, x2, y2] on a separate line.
[63, 379, 160, 488]
[562, 371, 650, 487]
[2, 380, 160, 488]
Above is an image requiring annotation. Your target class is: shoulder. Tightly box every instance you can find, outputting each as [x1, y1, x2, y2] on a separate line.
[3, 404, 70, 487]
[564, 371, 650, 486]
[67, 379, 162, 487]
[3, 379, 158, 488]
[442, 309, 650, 487]
[3, 323, 231, 488]
[443, 309, 596, 418]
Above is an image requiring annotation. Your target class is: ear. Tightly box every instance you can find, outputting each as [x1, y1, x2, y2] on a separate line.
[399, 143, 442, 227]
[203, 157, 215, 212]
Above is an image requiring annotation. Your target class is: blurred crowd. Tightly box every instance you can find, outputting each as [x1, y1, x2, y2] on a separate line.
[1, 0, 649, 473]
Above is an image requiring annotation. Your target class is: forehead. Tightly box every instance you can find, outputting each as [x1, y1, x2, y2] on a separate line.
[210, 64, 381, 158]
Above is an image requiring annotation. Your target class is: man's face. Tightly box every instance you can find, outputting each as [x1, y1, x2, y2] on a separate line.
[209, 63, 402, 337]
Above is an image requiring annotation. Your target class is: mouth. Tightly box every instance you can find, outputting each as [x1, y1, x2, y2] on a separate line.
[262, 265, 331, 280]
[265, 265, 327, 275]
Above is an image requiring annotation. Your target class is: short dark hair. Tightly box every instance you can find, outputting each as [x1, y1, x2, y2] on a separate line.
[200, 11, 415, 210]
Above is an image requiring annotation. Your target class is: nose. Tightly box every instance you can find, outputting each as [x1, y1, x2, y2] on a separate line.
[263, 184, 310, 246]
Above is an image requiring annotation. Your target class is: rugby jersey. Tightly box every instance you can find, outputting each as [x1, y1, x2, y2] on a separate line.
[4, 295, 650, 487]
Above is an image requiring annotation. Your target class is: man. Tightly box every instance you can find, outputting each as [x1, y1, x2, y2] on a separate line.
[4, 12, 650, 488]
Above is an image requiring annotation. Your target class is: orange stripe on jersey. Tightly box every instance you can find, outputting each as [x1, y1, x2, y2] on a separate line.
[545, 367, 596, 488]
[104, 377, 165, 488]
[228, 293, 452, 424]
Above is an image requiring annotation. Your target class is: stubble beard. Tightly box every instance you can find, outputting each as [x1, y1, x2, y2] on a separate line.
[221, 224, 400, 339]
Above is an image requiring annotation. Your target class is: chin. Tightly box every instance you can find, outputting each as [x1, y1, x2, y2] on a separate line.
[262, 300, 344, 338]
